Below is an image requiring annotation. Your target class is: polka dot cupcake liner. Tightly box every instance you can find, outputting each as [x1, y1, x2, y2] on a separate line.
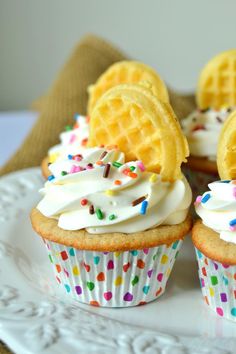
[195, 248, 236, 321]
[42, 238, 182, 307]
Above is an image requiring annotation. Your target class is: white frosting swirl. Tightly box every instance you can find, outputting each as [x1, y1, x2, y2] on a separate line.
[195, 180, 236, 244]
[182, 108, 234, 160]
[48, 115, 89, 162]
[37, 147, 192, 234]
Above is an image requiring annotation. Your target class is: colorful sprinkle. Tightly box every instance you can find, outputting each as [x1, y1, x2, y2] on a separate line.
[149, 174, 157, 183]
[89, 205, 94, 215]
[61, 171, 68, 176]
[112, 161, 123, 168]
[86, 163, 94, 169]
[73, 154, 83, 161]
[137, 161, 145, 171]
[103, 163, 111, 178]
[48, 175, 55, 181]
[233, 187, 236, 199]
[81, 138, 88, 146]
[195, 195, 202, 204]
[96, 208, 104, 220]
[140, 200, 148, 215]
[229, 218, 236, 227]
[68, 154, 73, 160]
[129, 166, 136, 172]
[105, 189, 116, 196]
[201, 193, 211, 203]
[80, 199, 88, 206]
[69, 134, 76, 144]
[65, 125, 72, 131]
[100, 151, 107, 159]
[114, 180, 122, 185]
[128, 172, 138, 178]
[132, 195, 146, 207]
[191, 124, 206, 132]
[96, 160, 104, 166]
[109, 214, 116, 221]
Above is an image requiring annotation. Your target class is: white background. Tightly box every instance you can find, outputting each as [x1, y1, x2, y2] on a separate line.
[1, 0, 236, 110]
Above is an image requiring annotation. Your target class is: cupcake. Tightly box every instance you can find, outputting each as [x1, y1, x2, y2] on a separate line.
[42, 60, 169, 179]
[31, 83, 192, 307]
[193, 109, 236, 321]
[182, 49, 236, 199]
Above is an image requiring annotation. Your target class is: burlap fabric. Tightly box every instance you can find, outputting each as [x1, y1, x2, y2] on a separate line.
[0, 34, 195, 353]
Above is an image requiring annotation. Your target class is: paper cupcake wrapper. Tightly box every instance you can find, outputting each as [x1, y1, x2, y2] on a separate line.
[42, 238, 182, 307]
[195, 247, 236, 322]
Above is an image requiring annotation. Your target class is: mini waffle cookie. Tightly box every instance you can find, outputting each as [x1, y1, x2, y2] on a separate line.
[217, 109, 236, 180]
[88, 83, 189, 181]
[87, 60, 169, 115]
[197, 49, 236, 109]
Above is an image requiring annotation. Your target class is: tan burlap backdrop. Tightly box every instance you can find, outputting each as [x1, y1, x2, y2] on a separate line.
[0, 34, 195, 353]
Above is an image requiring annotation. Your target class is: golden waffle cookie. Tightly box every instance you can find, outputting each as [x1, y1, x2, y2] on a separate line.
[217, 109, 236, 179]
[87, 60, 169, 115]
[88, 83, 189, 181]
[197, 49, 236, 109]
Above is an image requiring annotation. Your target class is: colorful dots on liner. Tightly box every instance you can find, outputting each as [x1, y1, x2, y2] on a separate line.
[201, 193, 211, 203]
[140, 200, 148, 215]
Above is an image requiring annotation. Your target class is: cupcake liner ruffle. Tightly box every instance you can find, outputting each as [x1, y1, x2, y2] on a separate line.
[195, 247, 236, 322]
[42, 238, 182, 307]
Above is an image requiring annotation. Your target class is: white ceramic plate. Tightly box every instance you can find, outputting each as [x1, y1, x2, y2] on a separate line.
[0, 168, 236, 354]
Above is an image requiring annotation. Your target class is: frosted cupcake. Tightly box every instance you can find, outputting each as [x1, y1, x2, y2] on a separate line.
[193, 109, 236, 321]
[31, 83, 192, 307]
[182, 49, 236, 198]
